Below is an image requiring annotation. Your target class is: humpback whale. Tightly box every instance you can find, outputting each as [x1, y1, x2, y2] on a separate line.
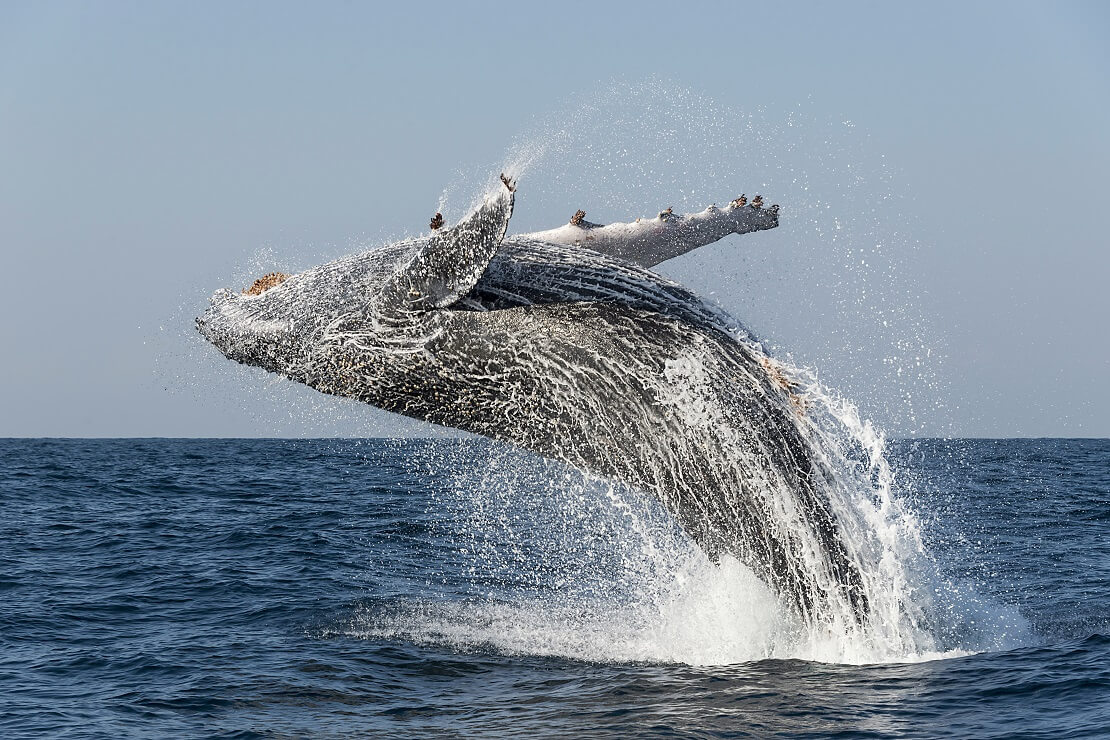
[197, 175, 869, 626]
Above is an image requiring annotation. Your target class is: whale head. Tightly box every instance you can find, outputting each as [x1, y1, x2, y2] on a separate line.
[196, 241, 431, 387]
[197, 179, 516, 396]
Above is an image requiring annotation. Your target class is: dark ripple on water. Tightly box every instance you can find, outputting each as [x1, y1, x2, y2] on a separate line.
[1, 438, 1107, 738]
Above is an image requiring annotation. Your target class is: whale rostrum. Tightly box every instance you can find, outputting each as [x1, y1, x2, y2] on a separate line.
[197, 175, 869, 625]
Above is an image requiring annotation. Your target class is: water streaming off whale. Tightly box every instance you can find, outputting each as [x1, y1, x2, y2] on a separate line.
[195, 87, 1025, 665]
[336, 363, 1015, 666]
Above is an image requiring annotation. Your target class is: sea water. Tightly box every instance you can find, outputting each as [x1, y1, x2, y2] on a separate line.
[2, 437, 1107, 737]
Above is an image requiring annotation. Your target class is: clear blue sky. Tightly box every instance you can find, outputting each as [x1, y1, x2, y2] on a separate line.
[1, 1, 1107, 438]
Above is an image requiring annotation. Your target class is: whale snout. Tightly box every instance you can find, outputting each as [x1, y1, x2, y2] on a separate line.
[196, 280, 304, 378]
[197, 290, 263, 353]
[196, 288, 237, 340]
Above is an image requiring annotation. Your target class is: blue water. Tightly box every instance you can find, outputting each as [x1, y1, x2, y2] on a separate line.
[2, 438, 1107, 738]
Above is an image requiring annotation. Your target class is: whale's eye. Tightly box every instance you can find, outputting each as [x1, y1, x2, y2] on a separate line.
[243, 272, 289, 296]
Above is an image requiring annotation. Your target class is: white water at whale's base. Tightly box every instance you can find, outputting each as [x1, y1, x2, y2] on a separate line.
[336, 360, 1030, 667]
[341, 552, 984, 666]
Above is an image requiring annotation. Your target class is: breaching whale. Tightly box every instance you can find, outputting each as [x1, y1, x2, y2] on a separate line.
[197, 175, 869, 625]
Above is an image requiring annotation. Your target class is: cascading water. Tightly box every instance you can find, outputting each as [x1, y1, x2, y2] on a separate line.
[333, 83, 1030, 666]
[337, 349, 1027, 664]
[182, 80, 1032, 666]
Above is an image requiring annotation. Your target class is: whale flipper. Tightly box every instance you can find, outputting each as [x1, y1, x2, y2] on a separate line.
[519, 199, 778, 268]
[379, 175, 515, 313]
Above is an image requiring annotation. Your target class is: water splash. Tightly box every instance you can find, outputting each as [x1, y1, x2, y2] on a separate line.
[337, 370, 1027, 665]
[177, 79, 1024, 663]
[331, 82, 1027, 665]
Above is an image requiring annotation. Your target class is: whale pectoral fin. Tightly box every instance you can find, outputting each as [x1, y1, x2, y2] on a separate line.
[381, 175, 515, 313]
[519, 199, 779, 268]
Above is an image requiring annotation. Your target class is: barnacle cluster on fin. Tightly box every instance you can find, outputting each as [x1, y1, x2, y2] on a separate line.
[570, 209, 587, 226]
[243, 272, 289, 296]
[429, 212, 445, 231]
[728, 193, 778, 213]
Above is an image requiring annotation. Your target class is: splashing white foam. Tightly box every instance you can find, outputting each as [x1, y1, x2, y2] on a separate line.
[258, 81, 1027, 664]
[325, 83, 1033, 666]
[333, 376, 1027, 666]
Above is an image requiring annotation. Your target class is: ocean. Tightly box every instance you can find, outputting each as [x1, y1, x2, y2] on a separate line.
[1, 437, 1107, 738]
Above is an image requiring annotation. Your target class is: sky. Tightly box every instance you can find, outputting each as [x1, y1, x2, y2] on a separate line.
[1, 1, 1107, 438]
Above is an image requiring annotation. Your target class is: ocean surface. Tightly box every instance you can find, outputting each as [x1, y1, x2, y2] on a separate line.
[1, 437, 1107, 738]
